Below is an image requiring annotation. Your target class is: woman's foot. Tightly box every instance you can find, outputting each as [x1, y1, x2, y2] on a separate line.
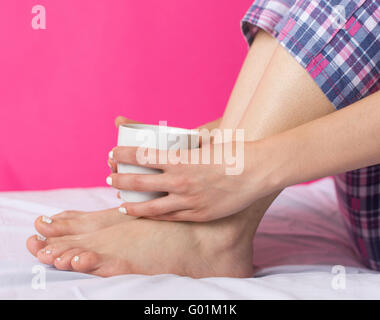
[27, 213, 255, 278]
[34, 208, 129, 237]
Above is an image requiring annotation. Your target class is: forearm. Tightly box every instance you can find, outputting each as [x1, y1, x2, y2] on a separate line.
[262, 91, 380, 189]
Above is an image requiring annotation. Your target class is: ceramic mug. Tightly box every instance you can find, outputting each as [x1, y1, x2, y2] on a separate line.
[117, 123, 199, 202]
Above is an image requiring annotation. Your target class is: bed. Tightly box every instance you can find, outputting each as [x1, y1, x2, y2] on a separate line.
[1, 177, 379, 299]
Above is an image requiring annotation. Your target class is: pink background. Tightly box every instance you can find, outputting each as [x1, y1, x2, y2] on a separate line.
[0, 0, 252, 191]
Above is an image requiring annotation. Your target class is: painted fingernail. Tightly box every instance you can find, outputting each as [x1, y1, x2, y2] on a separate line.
[73, 256, 79, 263]
[106, 176, 112, 186]
[118, 207, 127, 215]
[37, 235, 46, 241]
[108, 161, 112, 169]
[56, 257, 61, 262]
[45, 250, 52, 255]
[109, 150, 114, 159]
[42, 216, 52, 224]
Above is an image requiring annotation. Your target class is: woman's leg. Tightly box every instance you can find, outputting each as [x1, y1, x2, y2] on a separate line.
[227, 40, 336, 235]
[27, 34, 337, 277]
[219, 30, 278, 129]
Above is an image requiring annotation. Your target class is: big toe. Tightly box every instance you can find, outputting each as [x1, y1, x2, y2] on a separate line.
[52, 210, 85, 220]
[34, 215, 82, 237]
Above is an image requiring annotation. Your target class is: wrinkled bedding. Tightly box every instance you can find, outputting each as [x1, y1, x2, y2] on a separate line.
[0, 178, 379, 299]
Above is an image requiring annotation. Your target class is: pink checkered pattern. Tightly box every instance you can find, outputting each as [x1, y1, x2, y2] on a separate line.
[334, 166, 380, 271]
[242, 0, 379, 109]
[242, 0, 380, 270]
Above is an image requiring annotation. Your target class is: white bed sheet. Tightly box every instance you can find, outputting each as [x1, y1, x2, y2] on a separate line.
[0, 178, 379, 300]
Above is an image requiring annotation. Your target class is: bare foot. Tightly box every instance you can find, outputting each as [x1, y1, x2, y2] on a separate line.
[34, 208, 129, 237]
[27, 213, 255, 278]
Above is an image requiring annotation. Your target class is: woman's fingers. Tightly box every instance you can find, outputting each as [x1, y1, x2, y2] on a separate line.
[148, 210, 201, 222]
[107, 173, 177, 193]
[114, 116, 141, 128]
[111, 146, 167, 170]
[108, 159, 117, 173]
[110, 117, 142, 173]
[120, 194, 190, 217]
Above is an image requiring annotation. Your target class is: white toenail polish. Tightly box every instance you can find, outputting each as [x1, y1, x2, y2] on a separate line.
[42, 216, 52, 224]
[106, 176, 112, 186]
[118, 207, 127, 215]
[56, 257, 61, 262]
[45, 250, 52, 255]
[109, 150, 114, 159]
[73, 256, 79, 262]
[37, 235, 47, 241]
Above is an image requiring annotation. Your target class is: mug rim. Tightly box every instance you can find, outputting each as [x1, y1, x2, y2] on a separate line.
[120, 123, 199, 136]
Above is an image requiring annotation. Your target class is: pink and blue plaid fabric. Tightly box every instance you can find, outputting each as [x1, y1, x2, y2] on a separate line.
[242, 0, 380, 109]
[242, 0, 380, 270]
[335, 166, 380, 271]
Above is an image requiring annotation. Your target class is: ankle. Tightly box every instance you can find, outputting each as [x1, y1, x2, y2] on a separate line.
[191, 210, 255, 254]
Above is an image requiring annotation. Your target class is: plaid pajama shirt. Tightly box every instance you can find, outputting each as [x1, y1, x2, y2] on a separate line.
[242, 0, 380, 270]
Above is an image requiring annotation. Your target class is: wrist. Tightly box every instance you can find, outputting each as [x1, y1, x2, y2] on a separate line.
[246, 137, 290, 197]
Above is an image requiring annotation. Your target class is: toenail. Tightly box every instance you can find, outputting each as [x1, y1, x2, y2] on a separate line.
[42, 216, 52, 224]
[56, 257, 61, 262]
[109, 150, 114, 159]
[45, 250, 52, 255]
[37, 235, 47, 241]
[73, 256, 79, 262]
[106, 176, 112, 186]
[118, 207, 127, 214]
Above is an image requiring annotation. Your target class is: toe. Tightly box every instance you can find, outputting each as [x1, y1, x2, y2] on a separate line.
[54, 248, 85, 271]
[26, 234, 49, 256]
[52, 210, 84, 220]
[34, 215, 82, 237]
[71, 251, 101, 274]
[37, 241, 76, 265]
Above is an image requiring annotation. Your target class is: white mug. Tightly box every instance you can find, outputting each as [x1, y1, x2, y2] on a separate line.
[117, 123, 199, 202]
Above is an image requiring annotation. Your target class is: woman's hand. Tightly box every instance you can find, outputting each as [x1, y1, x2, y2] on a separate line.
[107, 140, 277, 222]
[108, 116, 141, 175]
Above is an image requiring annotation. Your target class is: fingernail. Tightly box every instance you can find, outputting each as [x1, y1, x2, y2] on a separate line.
[118, 207, 127, 215]
[73, 256, 79, 263]
[42, 216, 52, 224]
[56, 257, 61, 262]
[106, 176, 113, 186]
[45, 250, 52, 255]
[108, 161, 112, 169]
[37, 235, 46, 241]
[109, 150, 114, 159]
